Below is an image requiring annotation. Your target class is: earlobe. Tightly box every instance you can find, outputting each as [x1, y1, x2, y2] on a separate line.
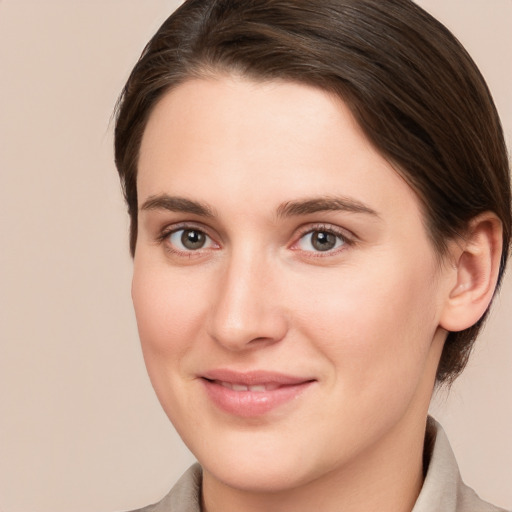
[439, 212, 503, 332]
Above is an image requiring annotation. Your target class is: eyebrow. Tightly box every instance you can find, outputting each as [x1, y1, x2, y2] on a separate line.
[140, 194, 215, 217]
[139, 194, 379, 220]
[276, 196, 379, 219]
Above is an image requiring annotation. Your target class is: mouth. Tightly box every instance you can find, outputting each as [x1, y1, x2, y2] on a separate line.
[200, 370, 316, 417]
[213, 380, 281, 392]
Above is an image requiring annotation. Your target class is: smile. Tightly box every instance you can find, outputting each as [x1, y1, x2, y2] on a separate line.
[217, 381, 281, 392]
[200, 370, 315, 417]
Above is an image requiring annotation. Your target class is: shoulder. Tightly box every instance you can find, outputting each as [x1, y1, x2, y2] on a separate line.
[413, 418, 508, 512]
[457, 485, 509, 512]
[125, 463, 202, 512]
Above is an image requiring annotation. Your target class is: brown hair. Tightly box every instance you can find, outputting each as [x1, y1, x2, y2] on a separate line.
[114, 0, 511, 383]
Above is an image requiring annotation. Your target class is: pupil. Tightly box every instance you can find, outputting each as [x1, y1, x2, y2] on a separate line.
[181, 230, 205, 249]
[312, 231, 336, 251]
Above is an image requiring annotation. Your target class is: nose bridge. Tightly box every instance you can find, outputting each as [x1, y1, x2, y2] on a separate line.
[207, 244, 286, 350]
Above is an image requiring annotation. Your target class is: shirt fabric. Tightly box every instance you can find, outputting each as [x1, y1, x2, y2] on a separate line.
[128, 419, 507, 512]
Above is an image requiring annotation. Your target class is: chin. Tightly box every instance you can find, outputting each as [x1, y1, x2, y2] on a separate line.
[190, 425, 336, 494]
[203, 456, 317, 494]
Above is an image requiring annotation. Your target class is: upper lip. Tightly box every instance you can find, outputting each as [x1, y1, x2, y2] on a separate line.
[200, 369, 315, 386]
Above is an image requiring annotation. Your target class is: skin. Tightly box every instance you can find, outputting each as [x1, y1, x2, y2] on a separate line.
[132, 76, 497, 512]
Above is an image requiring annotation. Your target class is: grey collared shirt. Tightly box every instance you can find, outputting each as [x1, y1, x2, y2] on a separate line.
[128, 420, 507, 512]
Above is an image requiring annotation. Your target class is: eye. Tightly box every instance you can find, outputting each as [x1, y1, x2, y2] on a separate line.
[168, 228, 215, 251]
[296, 229, 346, 252]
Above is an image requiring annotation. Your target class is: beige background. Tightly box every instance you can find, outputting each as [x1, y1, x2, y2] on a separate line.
[0, 1, 510, 511]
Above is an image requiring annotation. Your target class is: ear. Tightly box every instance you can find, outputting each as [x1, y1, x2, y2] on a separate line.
[439, 212, 503, 332]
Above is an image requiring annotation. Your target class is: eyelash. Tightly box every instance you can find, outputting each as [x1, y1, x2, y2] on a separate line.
[157, 223, 219, 258]
[290, 224, 354, 257]
[156, 222, 355, 258]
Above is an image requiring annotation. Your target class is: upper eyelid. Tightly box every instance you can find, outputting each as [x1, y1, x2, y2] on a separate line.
[158, 221, 216, 240]
[293, 222, 355, 240]
[289, 223, 356, 255]
[159, 225, 220, 256]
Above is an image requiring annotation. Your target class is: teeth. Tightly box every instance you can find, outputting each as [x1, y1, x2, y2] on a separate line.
[217, 381, 272, 392]
[248, 385, 266, 392]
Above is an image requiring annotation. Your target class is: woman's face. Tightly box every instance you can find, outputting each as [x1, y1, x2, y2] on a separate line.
[134, 77, 451, 493]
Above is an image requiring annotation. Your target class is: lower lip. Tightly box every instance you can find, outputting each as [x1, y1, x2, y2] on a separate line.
[201, 379, 314, 417]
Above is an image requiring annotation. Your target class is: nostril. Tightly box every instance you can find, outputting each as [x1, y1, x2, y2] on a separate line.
[250, 336, 273, 343]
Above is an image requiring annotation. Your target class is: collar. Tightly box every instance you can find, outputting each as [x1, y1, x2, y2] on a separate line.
[143, 418, 505, 512]
[412, 417, 505, 512]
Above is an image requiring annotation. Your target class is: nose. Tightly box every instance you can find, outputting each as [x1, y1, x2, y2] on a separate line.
[206, 249, 288, 351]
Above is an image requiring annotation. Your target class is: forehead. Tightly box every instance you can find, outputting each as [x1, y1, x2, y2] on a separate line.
[138, 76, 361, 176]
[137, 76, 423, 227]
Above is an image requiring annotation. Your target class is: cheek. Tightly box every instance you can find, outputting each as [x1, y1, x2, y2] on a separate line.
[294, 249, 441, 387]
[131, 263, 207, 364]
[130, 263, 214, 428]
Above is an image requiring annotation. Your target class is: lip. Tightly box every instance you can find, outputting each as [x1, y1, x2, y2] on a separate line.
[200, 369, 315, 417]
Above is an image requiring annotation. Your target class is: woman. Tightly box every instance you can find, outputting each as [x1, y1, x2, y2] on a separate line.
[114, 1, 511, 511]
